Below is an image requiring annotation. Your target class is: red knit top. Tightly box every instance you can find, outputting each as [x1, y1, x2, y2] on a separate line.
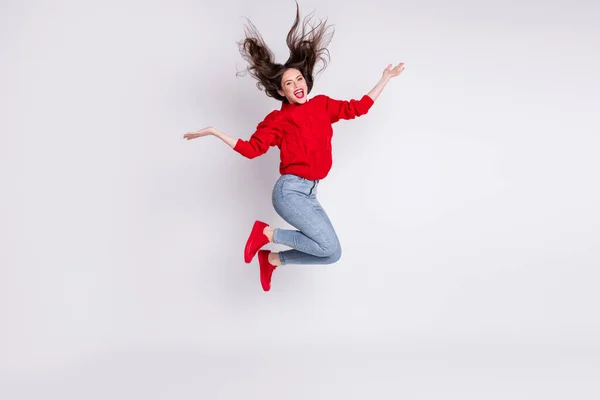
[233, 94, 375, 180]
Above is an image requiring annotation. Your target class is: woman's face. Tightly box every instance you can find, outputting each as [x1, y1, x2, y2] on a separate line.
[278, 68, 308, 104]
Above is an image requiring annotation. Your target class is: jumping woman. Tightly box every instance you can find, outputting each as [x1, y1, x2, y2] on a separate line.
[184, 2, 405, 291]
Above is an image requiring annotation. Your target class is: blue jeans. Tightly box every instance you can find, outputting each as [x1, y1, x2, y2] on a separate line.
[271, 174, 342, 265]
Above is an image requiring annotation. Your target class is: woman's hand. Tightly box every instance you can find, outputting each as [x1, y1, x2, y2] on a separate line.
[183, 126, 218, 140]
[367, 62, 406, 102]
[382, 62, 405, 81]
[183, 126, 239, 149]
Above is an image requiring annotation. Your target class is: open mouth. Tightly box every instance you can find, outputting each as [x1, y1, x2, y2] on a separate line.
[294, 89, 305, 99]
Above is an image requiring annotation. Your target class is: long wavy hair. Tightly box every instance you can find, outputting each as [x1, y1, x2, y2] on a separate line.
[236, 1, 335, 103]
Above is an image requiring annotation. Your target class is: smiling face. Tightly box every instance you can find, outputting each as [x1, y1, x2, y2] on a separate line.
[277, 68, 308, 104]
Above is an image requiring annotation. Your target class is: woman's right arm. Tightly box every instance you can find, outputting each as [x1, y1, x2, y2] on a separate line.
[183, 126, 238, 148]
[184, 111, 282, 159]
[214, 129, 239, 149]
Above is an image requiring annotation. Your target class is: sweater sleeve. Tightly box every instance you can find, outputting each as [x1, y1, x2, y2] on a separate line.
[233, 111, 283, 159]
[323, 94, 375, 124]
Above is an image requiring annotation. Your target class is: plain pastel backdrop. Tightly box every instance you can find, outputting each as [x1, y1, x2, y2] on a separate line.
[1, 0, 599, 398]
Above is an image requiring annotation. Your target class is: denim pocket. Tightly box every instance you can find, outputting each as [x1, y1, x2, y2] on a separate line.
[281, 176, 310, 196]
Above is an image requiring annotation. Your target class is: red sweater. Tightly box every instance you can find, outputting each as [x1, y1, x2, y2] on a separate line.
[233, 94, 375, 180]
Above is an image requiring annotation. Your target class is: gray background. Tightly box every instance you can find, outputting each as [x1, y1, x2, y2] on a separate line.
[1, 0, 599, 398]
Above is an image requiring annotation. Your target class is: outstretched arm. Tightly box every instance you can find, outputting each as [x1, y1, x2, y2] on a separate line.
[183, 126, 237, 147]
[183, 112, 282, 159]
[325, 62, 405, 123]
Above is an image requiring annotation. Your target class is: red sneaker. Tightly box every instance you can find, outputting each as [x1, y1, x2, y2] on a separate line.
[244, 220, 270, 263]
[258, 250, 276, 291]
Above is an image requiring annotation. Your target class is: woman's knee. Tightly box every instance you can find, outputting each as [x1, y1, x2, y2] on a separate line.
[321, 240, 342, 262]
[328, 243, 342, 263]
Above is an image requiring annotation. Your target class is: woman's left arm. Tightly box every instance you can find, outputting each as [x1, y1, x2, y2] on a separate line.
[367, 62, 405, 102]
[323, 62, 405, 123]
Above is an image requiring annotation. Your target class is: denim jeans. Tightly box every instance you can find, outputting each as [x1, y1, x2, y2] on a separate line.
[271, 174, 342, 265]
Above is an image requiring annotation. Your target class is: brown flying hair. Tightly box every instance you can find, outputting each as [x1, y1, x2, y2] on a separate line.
[236, 1, 335, 103]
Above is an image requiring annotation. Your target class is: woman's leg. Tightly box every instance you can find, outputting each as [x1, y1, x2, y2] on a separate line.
[270, 175, 342, 266]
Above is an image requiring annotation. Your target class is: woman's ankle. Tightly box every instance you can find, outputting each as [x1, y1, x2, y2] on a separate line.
[263, 226, 275, 243]
[268, 252, 281, 266]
